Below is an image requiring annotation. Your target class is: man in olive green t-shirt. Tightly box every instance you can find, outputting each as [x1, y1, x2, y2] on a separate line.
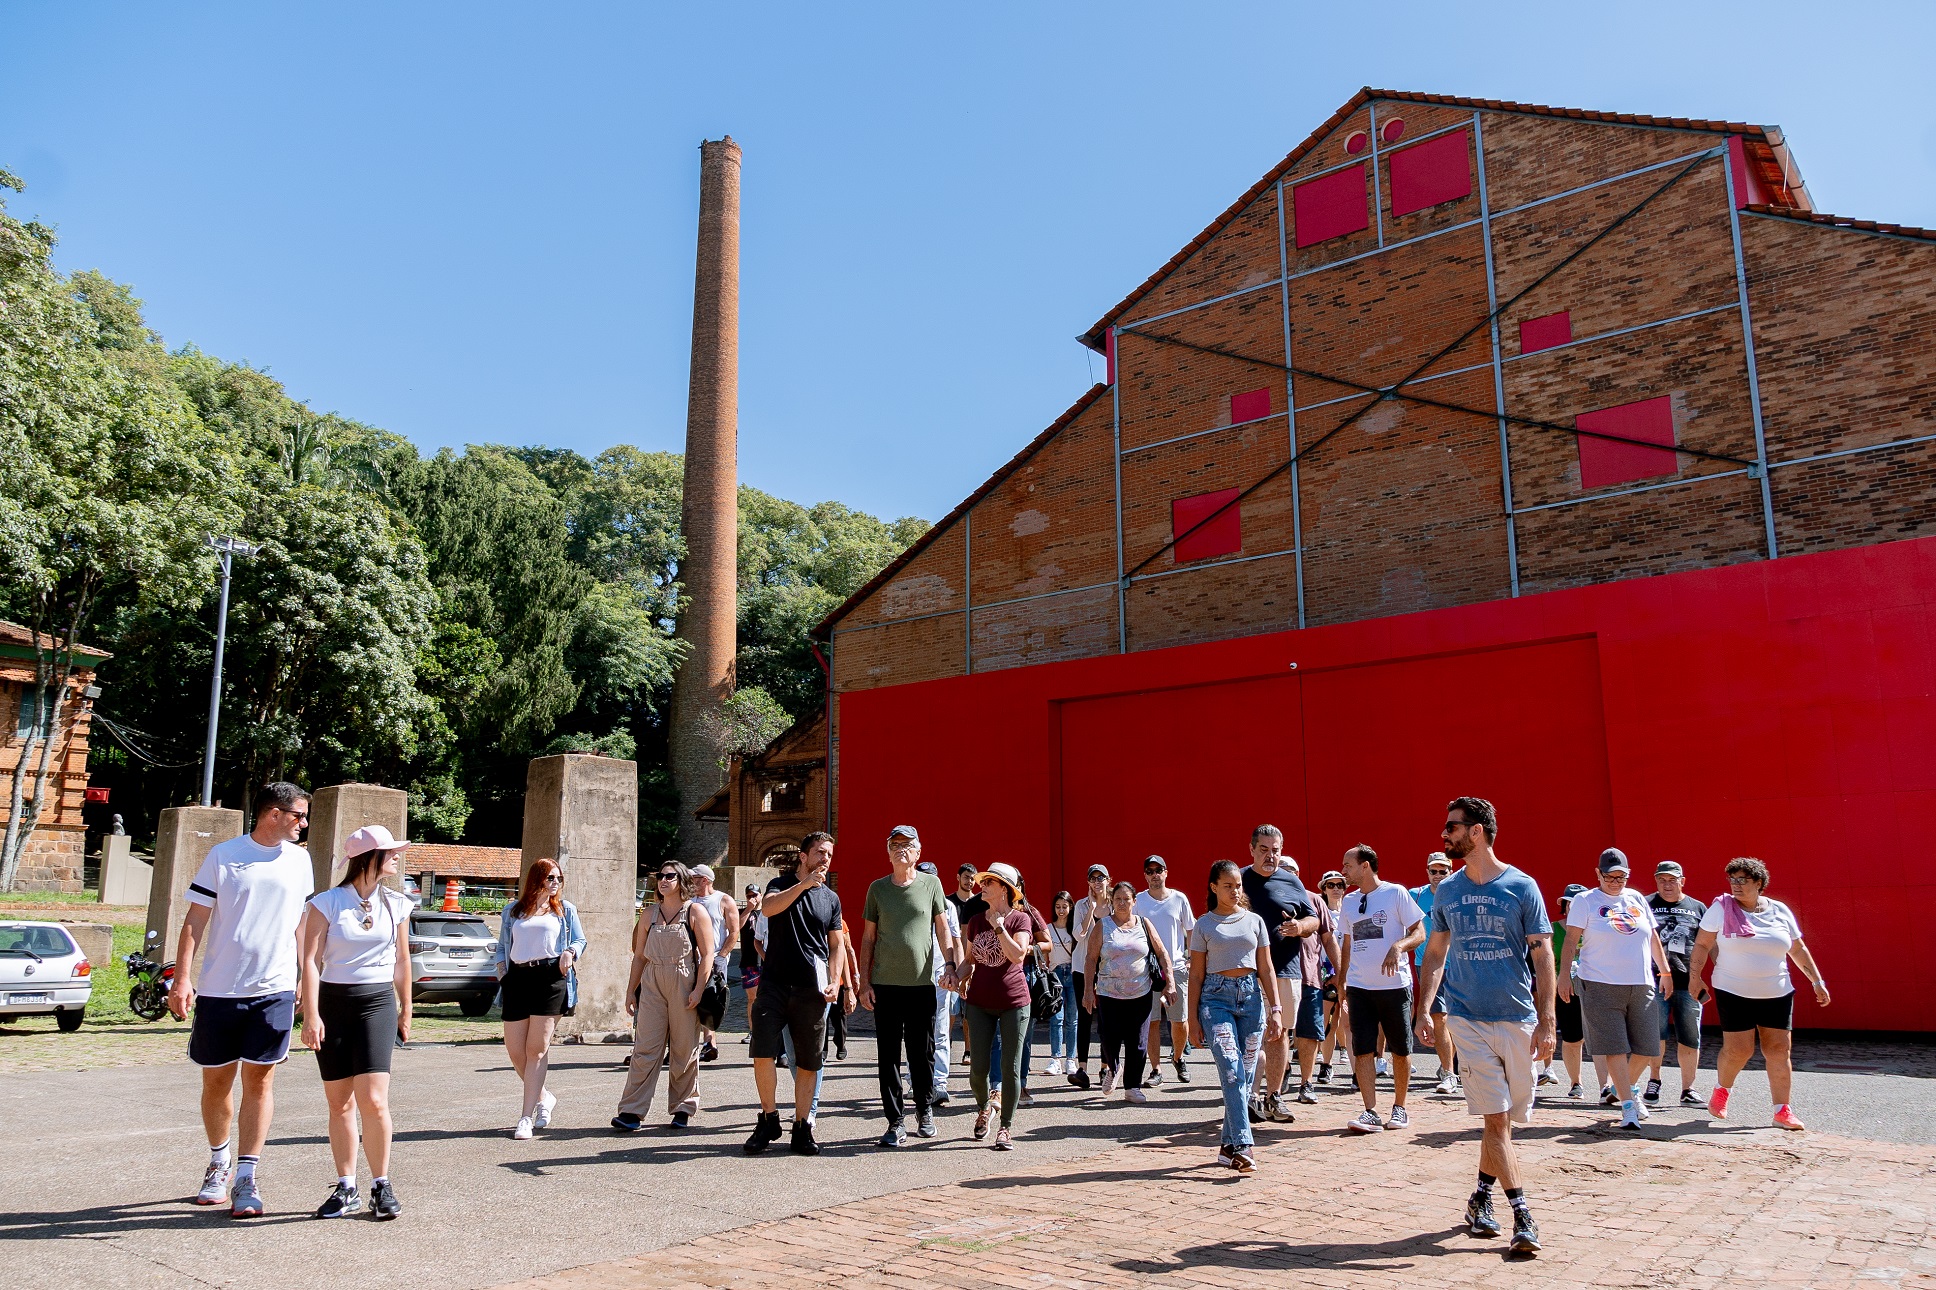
[857, 825, 958, 1147]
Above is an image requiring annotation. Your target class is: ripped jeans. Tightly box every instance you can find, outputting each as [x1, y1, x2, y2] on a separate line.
[1198, 972, 1265, 1149]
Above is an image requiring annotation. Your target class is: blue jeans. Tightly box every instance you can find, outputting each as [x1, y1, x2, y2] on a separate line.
[1047, 964, 1075, 1060]
[932, 987, 955, 1097]
[1199, 973, 1265, 1149]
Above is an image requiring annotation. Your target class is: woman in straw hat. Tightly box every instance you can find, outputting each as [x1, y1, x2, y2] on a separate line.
[958, 862, 1033, 1150]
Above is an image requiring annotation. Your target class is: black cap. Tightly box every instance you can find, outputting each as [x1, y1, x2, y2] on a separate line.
[1598, 847, 1630, 875]
[1561, 883, 1589, 901]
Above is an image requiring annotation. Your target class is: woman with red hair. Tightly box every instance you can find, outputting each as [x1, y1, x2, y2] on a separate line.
[492, 859, 588, 1139]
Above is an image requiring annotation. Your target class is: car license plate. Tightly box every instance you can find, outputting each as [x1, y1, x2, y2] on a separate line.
[444, 947, 475, 957]
[8, 993, 50, 1005]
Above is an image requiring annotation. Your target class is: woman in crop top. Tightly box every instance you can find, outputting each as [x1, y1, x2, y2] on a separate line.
[297, 825, 415, 1219]
[494, 857, 588, 1141]
[1186, 859, 1286, 1173]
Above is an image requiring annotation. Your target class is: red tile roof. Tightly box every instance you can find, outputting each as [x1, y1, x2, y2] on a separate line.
[1079, 87, 1811, 350]
[812, 384, 1110, 638]
[409, 843, 522, 882]
[1741, 205, 1936, 243]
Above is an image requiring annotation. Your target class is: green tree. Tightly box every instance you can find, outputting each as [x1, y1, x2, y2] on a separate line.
[0, 175, 240, 888]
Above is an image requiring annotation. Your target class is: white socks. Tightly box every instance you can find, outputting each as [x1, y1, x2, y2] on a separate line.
[209, 1142, 231, 1168]
[235, 1155, 259, 1182]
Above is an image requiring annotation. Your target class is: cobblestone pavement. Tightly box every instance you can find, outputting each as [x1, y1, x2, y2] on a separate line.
[506, 1093, 1936, 1290]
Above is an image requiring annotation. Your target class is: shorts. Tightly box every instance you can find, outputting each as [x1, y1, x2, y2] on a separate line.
[1293, 984, 1325, 1042]
[740, 964, 762, 991]
[315, 982, 398, 1081]
[1152, 965, 1189, 1023]
[1429, 982, 1448, 1016]
[500, 958, 569, 1022]
[1578, 980, 1662, 1058]
[1659, 986, 1702, 1049]
[1714, 987, 1794, 1033]
[1447, 1015, 1536, 1126]
[1556, 990, 1584, 1045]
[750, 980, 831, 1072]
[1346, 985, 1413, 1057]
[189, 992, 296, 1068]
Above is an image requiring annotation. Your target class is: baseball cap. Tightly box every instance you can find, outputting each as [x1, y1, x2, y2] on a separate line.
[1598, 847, 1630, 875]
[692, 864, 715, 881]
[1426, 851, 1452, 870]
[1655, 860, 1683, 877]
[1319, 870, 1346, 886]
[888, 825, 919, 843]
[1143, 854, 1166, 871]
[914, 860, 938, 877]
[1086, 864, 1108, 879]
[344, 825, 411, 858]
[1561, 882, 1589, 901]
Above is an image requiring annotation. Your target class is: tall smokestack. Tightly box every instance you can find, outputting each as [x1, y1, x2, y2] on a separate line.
[669, 136, 740, 868]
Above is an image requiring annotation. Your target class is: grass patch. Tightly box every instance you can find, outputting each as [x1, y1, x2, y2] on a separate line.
[0, 889, 102, 903]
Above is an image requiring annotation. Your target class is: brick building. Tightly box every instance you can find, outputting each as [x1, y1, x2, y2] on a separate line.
[696, 708, 829, 869]
[812, 90, 1936, 1031]
[1, 621, 108, 893]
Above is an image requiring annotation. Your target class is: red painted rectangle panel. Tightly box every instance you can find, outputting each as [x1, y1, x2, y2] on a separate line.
[1230, 387, 1271, 424]
[1388, 128, 1473, 217]
[1576, 395, 1677, 490]
[1726, 136, 1769, 209]
[1519, 311, 1572, 354]
[1172, 488, 1242, 563]
[1105, 327, 1116, 385]
[1293, 163, 1369, 247]
[85, 787, 110, 803]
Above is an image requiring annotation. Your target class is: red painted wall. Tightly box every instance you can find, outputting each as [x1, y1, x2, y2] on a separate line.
[837, 536, 1936, 1032]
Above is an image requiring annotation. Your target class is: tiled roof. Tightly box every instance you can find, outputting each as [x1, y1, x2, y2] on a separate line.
[1079, 87, 1811, 349]
[812, 384, 1109, 638]
[409, 842, 522, 882]
[1742, 205, 1936, 243]
[0, 619, 110, 660]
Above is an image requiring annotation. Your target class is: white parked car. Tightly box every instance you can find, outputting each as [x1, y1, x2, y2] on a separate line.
[0, 921, 93, 1032]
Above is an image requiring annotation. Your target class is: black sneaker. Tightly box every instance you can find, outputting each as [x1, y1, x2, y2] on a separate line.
[1643, 1079, 1662, 1105]
[929, 1091, 952, 1108]
[916, 1108, 937, 1138]
[879, 1122, 906, 1148]
[790, 1120, 820, 1156]
[669, 1111, 690, 1129]
[1681, 1088, 1701, 1106]
[775, 1052, 789, 1069]
[700, 1041, 719, 1063]
[369, 1179, 401, 1221]
[1173, 1061, 1189, 1083]
[1510, 1206, 1541, 1254]
[1465, 1190, 1500, 1238]
[315, 1182, 361, 1219]
[743, 1111, 783, 1154]
[836, 1046, 849, 1061]
[1316, 1062, 1332, 1084]
[1069, 1067, 1091, 1090]
[610, 1113, 643, 1133]
[1601, 1083, 1619, 1107]
[1247, 1096, 1264, 1125]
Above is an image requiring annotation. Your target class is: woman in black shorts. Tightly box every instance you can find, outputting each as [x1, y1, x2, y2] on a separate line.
[298, 825, 415, 1220]
[494, 858, 587, 1140]
[1551, 883, 1587, 1097]
[739, 885, 764, 1027]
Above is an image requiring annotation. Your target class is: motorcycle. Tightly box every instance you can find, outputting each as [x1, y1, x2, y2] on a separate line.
[126, 930, 176, 1022]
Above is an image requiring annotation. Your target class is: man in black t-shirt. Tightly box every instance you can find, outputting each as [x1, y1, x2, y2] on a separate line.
[1240, 824, 1319, 1123]
[744, 832, 846, 1156]
[1645, 860, 1708, 1106]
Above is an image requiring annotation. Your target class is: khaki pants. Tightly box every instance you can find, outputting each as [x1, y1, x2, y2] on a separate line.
[617, 918, 701, 1118]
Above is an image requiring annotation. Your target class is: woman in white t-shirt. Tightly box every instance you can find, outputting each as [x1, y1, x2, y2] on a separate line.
[1687, 857, 1829, 1131]
[1044, 892, 1078, 1076]
[297, 825, 414, 1220]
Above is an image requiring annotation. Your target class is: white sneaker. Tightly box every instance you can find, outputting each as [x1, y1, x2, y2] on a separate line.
[1126, 1086, 1148, 1104]
[1099, 1066, 1118, 1096]
[1375, 1057, 1391, 1078]
[1633, 1097, 1650, 1120]
[1046, 1058, 1064, 1076]
[533, 1089, 556, 1130]
[1387, 1105, 1410, 1129]
[1435, 1073, 1457, 1095]
[512, 1117, 534, 1141]
[1619, 1101, 1642, 1130]
[1348, 1108, 1385, 1133]
[195, 1160, 232, 1206]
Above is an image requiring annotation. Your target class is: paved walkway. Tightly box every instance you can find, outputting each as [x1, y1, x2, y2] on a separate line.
[508, 1095, 1936, 1290]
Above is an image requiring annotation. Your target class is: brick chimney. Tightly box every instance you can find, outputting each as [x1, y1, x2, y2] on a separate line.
[668, 136, 740, 867]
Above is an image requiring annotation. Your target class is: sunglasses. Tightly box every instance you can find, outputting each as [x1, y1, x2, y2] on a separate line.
[657, 872, 680, 882]
[543, 875, 561, 886]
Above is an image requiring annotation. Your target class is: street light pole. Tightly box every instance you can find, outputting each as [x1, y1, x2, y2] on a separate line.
[201, 535, 259, 807]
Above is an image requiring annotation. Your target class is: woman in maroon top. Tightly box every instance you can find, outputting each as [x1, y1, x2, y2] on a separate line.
[959, 862, 1033, 1150]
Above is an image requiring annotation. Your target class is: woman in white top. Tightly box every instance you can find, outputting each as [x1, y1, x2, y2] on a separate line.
[297, 825, 414, 1220]
[1044, 891, 1078, 1076]
[494, 858, 588, 1140]
[1081, 881, 1176, 1102]
[1187, 860, 1283, 1172]
[1687, 857, 1829, 1130]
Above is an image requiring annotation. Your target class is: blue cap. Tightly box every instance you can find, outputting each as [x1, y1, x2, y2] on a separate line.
[1598, 848, 1630, 875]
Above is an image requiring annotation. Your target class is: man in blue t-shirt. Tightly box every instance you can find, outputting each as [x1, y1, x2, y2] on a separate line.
[1416, 796, 1555, 1258]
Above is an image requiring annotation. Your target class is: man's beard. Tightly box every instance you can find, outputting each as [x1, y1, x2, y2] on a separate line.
[1443, 835, 1474, 859]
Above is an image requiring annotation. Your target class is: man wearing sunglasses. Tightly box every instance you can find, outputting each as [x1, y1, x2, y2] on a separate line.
[1411, 853, 1460, 1095]
[745, 832, 847, 1156]
[1415, 796, 1555, 1256]
[1337, 844, 1426, 1134]
[168, 781, 315, 1218]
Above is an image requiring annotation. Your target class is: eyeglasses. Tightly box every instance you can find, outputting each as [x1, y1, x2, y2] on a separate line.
[657, 872, 680, 882]
[1427, 868, 1451, 876]
[1726, 874, 1756, 885]
[1441, 819, 1465, 834]
[543, 876, 561, 886]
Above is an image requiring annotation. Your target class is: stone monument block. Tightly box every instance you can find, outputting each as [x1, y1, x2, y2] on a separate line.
[146, 806, 243, 970]
[308, 783, 409, 892]
[98, 834, 152, 907]
[523, 755, 637, 1038]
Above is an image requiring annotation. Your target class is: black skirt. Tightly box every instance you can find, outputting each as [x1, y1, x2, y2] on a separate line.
[500, 958, 568, 1022]
[316, 982, 398, 1081]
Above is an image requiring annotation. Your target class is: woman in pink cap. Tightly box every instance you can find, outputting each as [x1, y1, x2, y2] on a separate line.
[296, 825, 414, 1220]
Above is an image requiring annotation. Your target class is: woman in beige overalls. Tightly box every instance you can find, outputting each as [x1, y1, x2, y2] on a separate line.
[610, 861, 714, 1131]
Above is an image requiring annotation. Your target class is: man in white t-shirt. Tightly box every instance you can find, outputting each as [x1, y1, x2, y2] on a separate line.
[1134, 856, 1194, 1086]
[1336, 844, 1427, 1133]
[690, 865, 738, 1063]
[1559, 848, 1671, 1131]
[1066, 863, 1110, 1089]
[166, 782, 314, 1218]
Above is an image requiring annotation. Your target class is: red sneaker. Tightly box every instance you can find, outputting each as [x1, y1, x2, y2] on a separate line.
[1773, 1104, 1805, 1131]
[1707, 1087, 1730, 1120]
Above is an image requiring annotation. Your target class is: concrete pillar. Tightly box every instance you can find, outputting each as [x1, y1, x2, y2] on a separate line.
[146, 806, 243, 971]
[98, 835, 152, 907]
[523, 754, 638, 1038]
[667, 136, 741, 870]
[308, 782, 409, 893]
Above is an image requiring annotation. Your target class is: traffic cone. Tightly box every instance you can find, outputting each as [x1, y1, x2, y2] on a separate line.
[441, 879, 462, 912]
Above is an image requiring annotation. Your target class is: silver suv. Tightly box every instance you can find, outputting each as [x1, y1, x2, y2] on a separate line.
[407, 911, 499, 1016]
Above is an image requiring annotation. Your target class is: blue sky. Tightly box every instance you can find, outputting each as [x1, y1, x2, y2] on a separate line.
[6, 2, 1933, 522]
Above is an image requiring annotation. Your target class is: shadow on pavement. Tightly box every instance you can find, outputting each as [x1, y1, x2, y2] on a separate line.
[1111, 1228, 1537, 1272]
[0, 1199, 311, 1241]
